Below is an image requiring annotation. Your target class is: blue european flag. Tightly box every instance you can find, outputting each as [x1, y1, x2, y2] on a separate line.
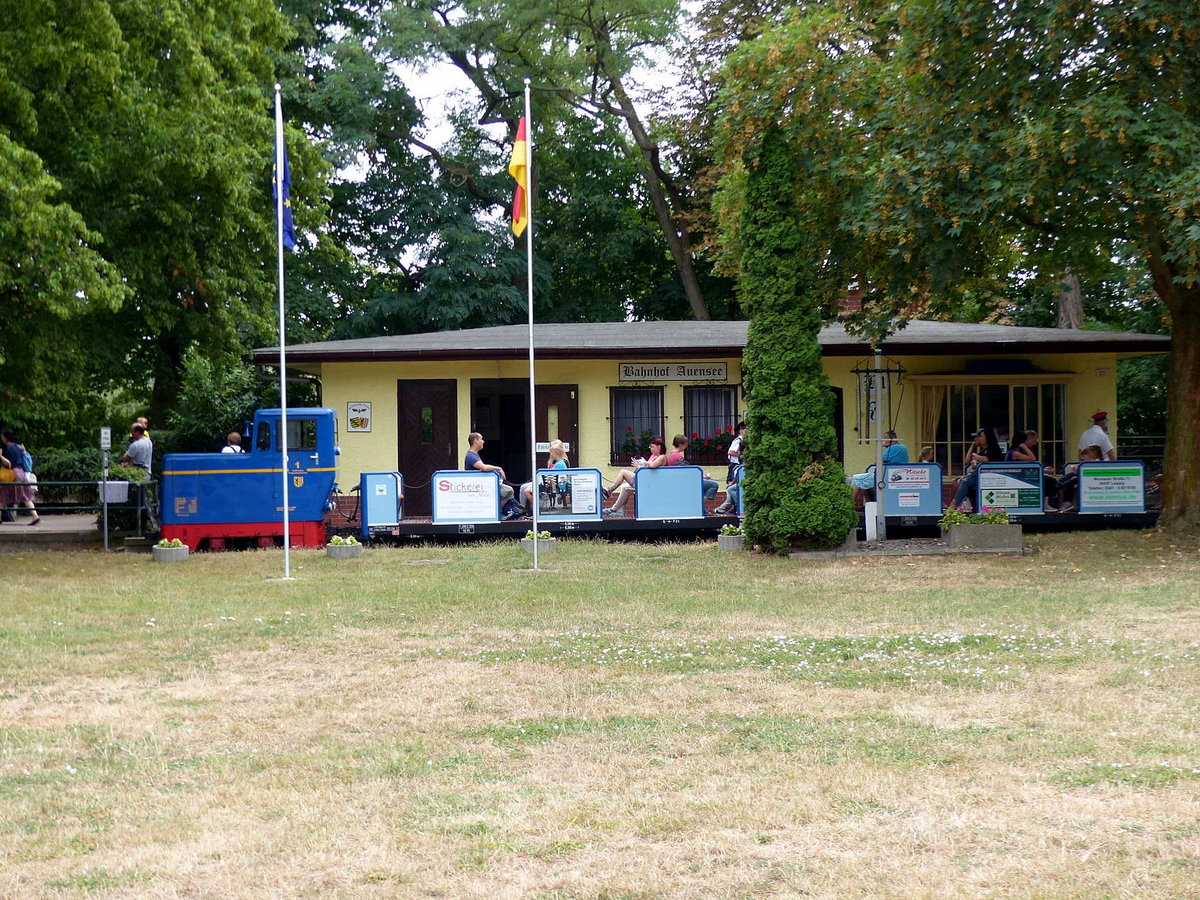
[272, 140, 297, 251]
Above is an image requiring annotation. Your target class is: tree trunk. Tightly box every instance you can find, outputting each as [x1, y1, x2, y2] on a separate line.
[1057, 271, 1084, 329]
[1159, 292, 1200, 531]
[602, 69, 710, 321]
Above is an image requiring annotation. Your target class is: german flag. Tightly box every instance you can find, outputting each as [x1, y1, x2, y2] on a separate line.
[508, 116, 529, 236]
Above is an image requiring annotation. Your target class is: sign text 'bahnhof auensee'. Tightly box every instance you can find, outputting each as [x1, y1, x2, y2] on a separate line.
[619, 362, 728, 382]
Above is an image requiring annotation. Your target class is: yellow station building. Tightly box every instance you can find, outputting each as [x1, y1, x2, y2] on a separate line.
[254, 320, 1168, 515]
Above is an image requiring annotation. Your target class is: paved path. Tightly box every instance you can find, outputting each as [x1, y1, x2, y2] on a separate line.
[0, 513, 107, 549]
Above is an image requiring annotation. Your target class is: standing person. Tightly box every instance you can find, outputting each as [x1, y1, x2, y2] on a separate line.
[1, 429, 39, 525]
[464, 432, 519, 519]
[222, 432, 245, 453]
[1078, 411, 1117, 460]
[122, 423, 153, 476]
[725, 421, 747, 485]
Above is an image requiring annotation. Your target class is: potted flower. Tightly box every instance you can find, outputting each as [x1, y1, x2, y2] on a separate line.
[152, 537, 189, 563]
[520, 530, 556, 553]
[717, 523, 745, 551]
[938, 506, 1022, 552]
[326, 534, 363, 559]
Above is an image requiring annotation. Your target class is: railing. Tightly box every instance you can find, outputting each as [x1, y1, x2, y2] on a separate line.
[1116, 435, 1166, 474]
[2, 479, 158, 535]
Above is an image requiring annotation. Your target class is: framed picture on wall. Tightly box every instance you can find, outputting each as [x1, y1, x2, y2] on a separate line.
[347, 402, 372, 432]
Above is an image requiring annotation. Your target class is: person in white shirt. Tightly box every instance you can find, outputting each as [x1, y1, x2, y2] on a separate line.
[221, 432, 245, 454]
[725, 421, 746, 485]
[1078, 411, 1116, 460]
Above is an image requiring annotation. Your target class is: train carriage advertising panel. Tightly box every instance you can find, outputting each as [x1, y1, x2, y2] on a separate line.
[536, 468, 602, 521]
[1077, 461, 1146, 514]
[975, 463, 1044, 516]
[432, 470, 501, 523]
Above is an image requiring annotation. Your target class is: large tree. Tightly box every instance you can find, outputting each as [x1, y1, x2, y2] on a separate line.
[384, 0, 726, 320]
[717, 0, 1200, 530]
[1, 0, 323, 435]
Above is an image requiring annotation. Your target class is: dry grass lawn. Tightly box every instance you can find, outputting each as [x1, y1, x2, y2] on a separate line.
[2, 529, 1199, 898]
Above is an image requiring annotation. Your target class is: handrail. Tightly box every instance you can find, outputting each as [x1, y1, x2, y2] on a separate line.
[2, 479, 158, 535]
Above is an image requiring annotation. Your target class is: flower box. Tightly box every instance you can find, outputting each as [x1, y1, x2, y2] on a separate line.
[945, 523, 1023, 552]
[520, 537, 556, 554]
[717, 533, 744, 551]
[151, 545, 189, 563]
[326, 542, 363, 559]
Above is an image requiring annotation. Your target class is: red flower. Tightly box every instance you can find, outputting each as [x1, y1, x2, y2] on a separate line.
[726, 425, 734, 432]
[626, 426, 633, 432]
[692, 432, 699, 439]
[704, 440, 712, 448]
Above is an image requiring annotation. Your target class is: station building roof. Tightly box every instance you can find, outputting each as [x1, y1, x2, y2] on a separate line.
[254, 319, 1170, 364]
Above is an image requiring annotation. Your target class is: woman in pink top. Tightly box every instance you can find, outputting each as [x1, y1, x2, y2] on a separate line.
[604, 437, 668, 515]
[604, 437, 667, 496]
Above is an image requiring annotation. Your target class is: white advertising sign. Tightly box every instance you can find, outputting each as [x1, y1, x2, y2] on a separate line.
[886, 467, 931, 489]
[432, 471, 499, 523]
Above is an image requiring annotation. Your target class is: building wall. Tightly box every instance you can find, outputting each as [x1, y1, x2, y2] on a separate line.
[317, 351, 1118, 485]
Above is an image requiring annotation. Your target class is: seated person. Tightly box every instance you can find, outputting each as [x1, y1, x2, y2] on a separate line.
[667, 434, 720, 504]
[604, 437, 668, 517]
[848, 431, 909, 504]
[605, 437, 666, 497]
[952, 427, 1004, 509]
[521, 439, 568, 512]
[1007, 429, 1061, 510]
[1057, 444, 1103, 512]
[464, 431, 520, 519]
[714, 479, 742, 515]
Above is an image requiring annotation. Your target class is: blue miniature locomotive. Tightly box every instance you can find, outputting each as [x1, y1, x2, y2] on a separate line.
[159, 408, 338, 550]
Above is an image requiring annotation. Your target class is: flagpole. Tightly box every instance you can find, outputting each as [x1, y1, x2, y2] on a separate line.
[274, 84, 293, 579]
[522, 78, 539, 570]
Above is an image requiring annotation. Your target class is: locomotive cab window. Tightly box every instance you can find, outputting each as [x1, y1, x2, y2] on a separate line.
[287, 418, 318, 452]
[256, 421, 273, 451]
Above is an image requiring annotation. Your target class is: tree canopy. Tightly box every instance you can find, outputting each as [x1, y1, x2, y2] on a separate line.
[716, 0, 1200, 529]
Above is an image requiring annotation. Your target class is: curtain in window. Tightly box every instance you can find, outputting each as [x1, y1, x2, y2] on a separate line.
[919, 385, 946, 447]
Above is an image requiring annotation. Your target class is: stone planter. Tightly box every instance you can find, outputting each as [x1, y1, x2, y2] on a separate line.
[151, 545, 189, 563]
[717, 533, 745, 551]
[945, 523, 1023, 552]
[326, 543, 363, 559]
[520, 538, 556, 554]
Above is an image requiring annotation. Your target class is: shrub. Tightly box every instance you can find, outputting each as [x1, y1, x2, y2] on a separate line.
[737, 127, 857, 552]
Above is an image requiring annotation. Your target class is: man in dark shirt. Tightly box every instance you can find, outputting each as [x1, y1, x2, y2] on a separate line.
[464, 432, 518, 518]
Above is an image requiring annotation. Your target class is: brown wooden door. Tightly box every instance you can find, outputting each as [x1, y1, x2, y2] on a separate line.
[397, 379, 457, 517]
[535, 385, 579, 466]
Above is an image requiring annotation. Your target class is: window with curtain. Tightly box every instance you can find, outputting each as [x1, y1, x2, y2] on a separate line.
[922, 380, 1068, 474]
[610, 387, 663, 463]
[683, 386, 739, 451]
